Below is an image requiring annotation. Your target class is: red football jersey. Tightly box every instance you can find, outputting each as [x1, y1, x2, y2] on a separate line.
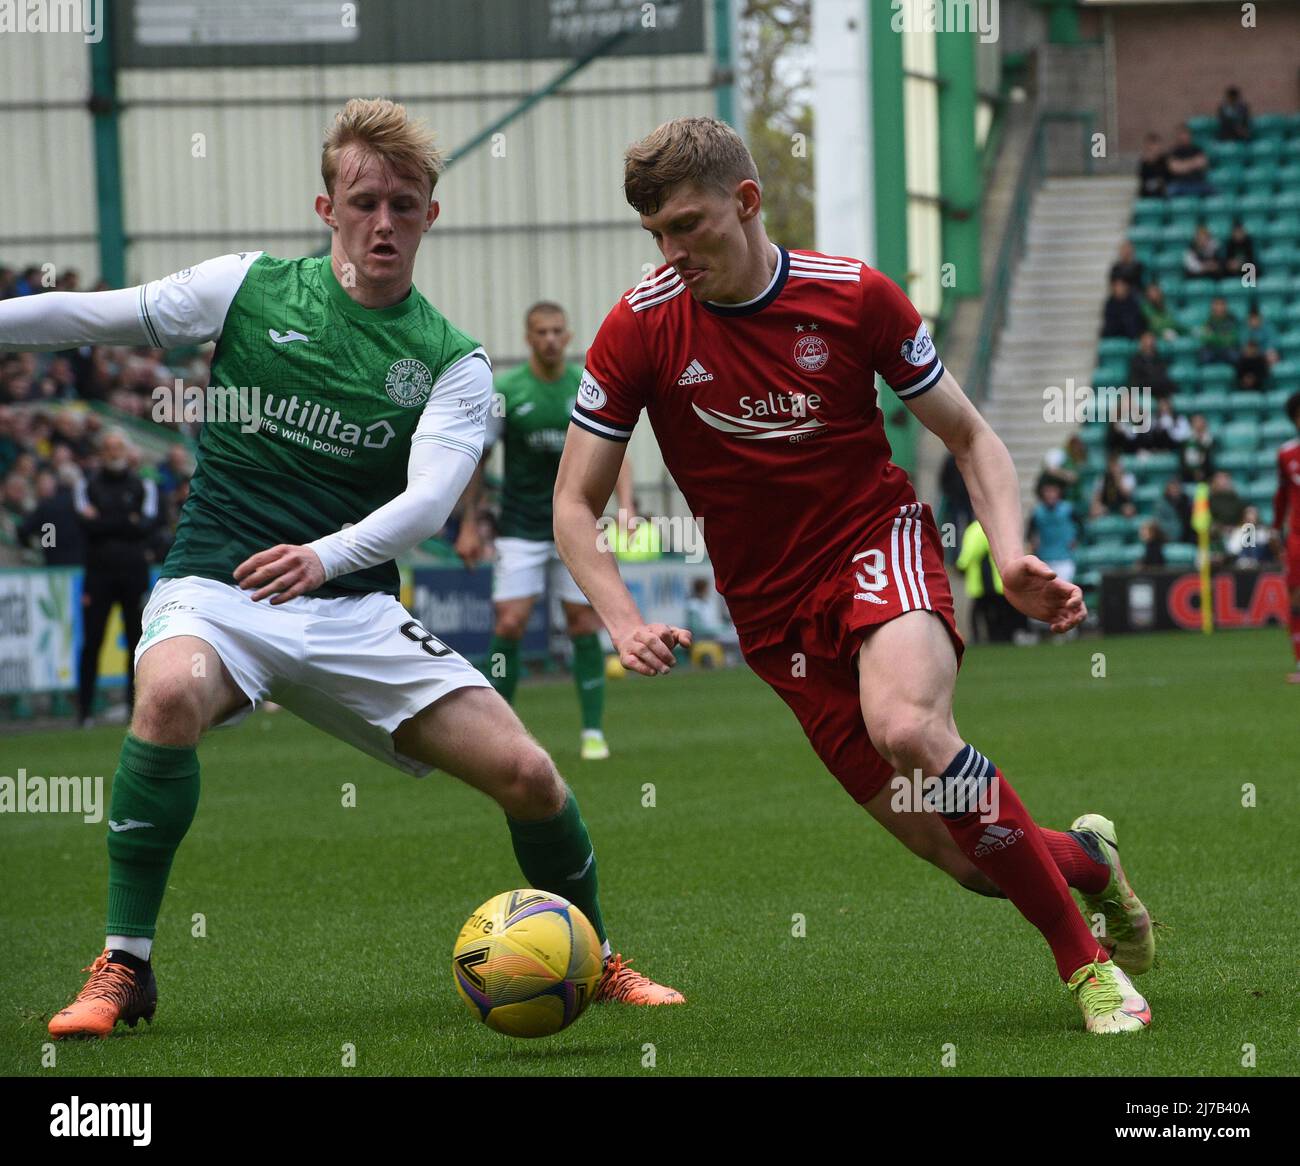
[574, 245, 946, 633]
[1275, 437, 1300, 536]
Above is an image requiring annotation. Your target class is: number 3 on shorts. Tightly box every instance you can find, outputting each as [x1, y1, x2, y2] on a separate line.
[852, 548, 888, 593]
[400, 620, 452, 657]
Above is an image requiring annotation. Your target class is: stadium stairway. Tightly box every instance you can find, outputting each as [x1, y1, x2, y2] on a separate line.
[981, 175, 1136, 509]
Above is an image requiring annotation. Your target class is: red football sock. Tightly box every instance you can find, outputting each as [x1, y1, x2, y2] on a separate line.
[1289, 608, 1300, 665]
[937, 746, 1107, 981]
[1041, 828, 1109, 894]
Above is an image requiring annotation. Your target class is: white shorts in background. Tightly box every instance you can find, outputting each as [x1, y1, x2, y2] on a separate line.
[492, 536, 589, 605]
[134, 575, 492, 776]
[1047, 559, 1077, 584]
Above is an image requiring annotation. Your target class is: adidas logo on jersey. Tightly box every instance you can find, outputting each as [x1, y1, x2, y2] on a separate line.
[975, 824, 1024, 857]
[677, 359, 714, 386]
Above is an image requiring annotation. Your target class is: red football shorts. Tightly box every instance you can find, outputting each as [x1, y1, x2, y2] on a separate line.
[1287, 535, 1300, 592]
[738, 502, 964, 805]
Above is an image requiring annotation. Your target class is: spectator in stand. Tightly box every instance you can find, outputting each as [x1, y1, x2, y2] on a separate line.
[1128, 331, 1178, 401]
[1198, 297, 1240, 365]
[1141, 282, 1184, 341]
[1102, 276, 1144, 339]
[938, 450, 972, 564]
[1109, 240, 1147, 290]
[1243, 306, 1280, 365]
[1, 469, 33, 543]
[1091, 452, 1138, 519]
[74, 431, 158, 727]
[1166, 125, 1214, 196]
[1184, 224, 1226, 280]
[1028, 480, 1078, 583]
[1138, 133, 1169, 198]
[1208, 470, 1246, 541]
[0, 265, 16, 299]
[1223, 221, 1257, 279]
[55, 268, 80, 292]
[1216, 86, 1252, 142]
[1145, 397, 1192, 452]
[1236, 338, 1271, 391]
[1154, 476, 1194, 543]
[1038, 433, 1089, 510]
[155, 443, 193, 501]
[955, 519, 1018, 643]
[0, 405, 19, 475]
[1137, 519, 1166, 567]
[1225, 504, 1277, 567]
[13, 266, 42, 296]
[16, 468, 84, 566]
[1179, 412, 1216, 483]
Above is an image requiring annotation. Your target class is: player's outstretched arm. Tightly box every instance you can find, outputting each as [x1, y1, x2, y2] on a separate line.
[554, 424, 691, 675]
[904, 369, 1085, 633]
[0, 252, 258, 353]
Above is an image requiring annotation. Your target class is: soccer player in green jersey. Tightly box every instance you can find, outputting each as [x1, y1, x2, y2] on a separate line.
[455, 302, 632, 760]
[0, 99, 682, 1038]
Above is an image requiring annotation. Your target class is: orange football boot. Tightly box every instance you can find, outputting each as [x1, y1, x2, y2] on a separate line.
[594, 954, 685, 1005]
[48, 949, 157, 1039]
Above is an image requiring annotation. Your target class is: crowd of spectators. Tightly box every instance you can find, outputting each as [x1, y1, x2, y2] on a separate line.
[1, 267, 198, 567]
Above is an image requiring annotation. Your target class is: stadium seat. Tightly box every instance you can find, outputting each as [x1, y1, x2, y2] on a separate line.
[1134, 481, 1164, 506]
[1162, 542, 1198, 566]
[1098, 337, 1137, 360]
[1086, 514, 1139, 541]
[1200, 366, 1235, 392]
[1215, 448, 1256, 472]
[1133, 199, 1167, 226]
[1132, 451, 1178, 476]
[1220, 421, 1261, 449]
[1261, 417, 1295, 442]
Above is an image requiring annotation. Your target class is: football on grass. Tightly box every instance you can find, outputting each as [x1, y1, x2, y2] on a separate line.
[452, 889, 603, 1038]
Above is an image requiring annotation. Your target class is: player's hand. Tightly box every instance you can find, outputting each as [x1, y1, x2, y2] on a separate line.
[1000, 555, 1086, 633]
[455, 524, 486, 569]
[233, 543, 326, 604]
[615, 623, 693, 676]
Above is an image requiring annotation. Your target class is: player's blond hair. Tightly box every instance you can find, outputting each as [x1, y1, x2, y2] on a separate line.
[321, 98, 444, 199]
[623, 117, 760, 215]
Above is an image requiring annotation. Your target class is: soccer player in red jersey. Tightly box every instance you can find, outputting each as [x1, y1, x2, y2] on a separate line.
[554, 117, 1155, 1034]
[1274, 392, 1300, 681]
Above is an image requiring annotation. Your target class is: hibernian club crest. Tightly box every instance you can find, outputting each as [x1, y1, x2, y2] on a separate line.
[385, 358, 433, 407]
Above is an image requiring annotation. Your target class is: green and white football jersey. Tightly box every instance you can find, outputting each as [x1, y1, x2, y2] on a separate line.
[488, 361, 581, 541]
[136, 252, 490, 597]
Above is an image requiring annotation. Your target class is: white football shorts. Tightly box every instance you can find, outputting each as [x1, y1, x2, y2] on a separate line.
[134, 575, 492, 776]
[492, 536, 589, 605]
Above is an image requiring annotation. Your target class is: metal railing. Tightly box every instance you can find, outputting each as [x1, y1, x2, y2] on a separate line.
[966, 109, 1097, 405]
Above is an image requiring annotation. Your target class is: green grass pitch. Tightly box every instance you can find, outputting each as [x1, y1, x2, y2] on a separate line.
[2, 627, 1296, 1076]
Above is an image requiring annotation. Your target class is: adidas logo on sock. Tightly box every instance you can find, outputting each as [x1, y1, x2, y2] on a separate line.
[975, 823, 1025, 857]
[677, 359, 714, 385]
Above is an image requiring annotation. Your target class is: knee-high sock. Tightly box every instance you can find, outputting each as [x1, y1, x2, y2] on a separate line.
[105, 734, 201, 939]
[487, 635, 521, 704]
[936, 744, 1106, 980]
[506, 792, 607, 948]
[1040, 828, 1109, 893]
[571, 634, 605, 731]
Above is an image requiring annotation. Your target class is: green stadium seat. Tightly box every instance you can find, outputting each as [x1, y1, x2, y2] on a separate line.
[1086, 514, 1139, 541]
[1274, 162, 1300, 188]
[1134, 481, 1164, 506]
[1258, 219, 1299, 244]
[1078, 423, 1108, 448]
[1220, 421, 1261, 449]
[1254, 446, 1282, 471]
[1272, 359, 1300, 383]
[1188, 115, 1217, 138]
[1212, 161, 1245, 191]
[1264, 386, 1295, 411]
[1098, 337, 1137, 360]
[1215, 448, 1256, 472]
[1165, 336, 1199, 359]
[1188, 389, 1230, 420]
[1128, 223, 1164, 246]
[1133, 451, 1178, 476]
[1247, 138, 1282, 162]
[1261, 417, 1295, 442]
[1226, 394, 1269, 422]
[1163, 542, 1198, 566]
[1206, 140, 1245, 164]
[1200, 365, 1235, 392]
[1235, 191, 1274, 215]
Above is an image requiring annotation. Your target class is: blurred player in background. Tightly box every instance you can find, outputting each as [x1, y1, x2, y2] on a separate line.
[555, 117, 1155, 1036]
[1275, 391, 1300, 682]
[0, 98, 681, 1040]
[455, 302, 633, 759]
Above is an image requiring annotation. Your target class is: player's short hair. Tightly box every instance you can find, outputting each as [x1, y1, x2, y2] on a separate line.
[623, 117, 760, 215]
[1285, 390, 1300, 425]
[322, 98, 444, 199]
[525, 301, 567, 328]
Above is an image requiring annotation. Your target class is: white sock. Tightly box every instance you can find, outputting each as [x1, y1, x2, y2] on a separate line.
[600, 939, 612, 961]
[106, 935, 152, 961]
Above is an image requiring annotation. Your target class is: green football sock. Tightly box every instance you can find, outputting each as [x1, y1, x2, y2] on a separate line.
[487, 634, 520, 704]
[571, 634, 605, 732]
[506, 792, 607, 944]
[105, 734, 201, 939]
